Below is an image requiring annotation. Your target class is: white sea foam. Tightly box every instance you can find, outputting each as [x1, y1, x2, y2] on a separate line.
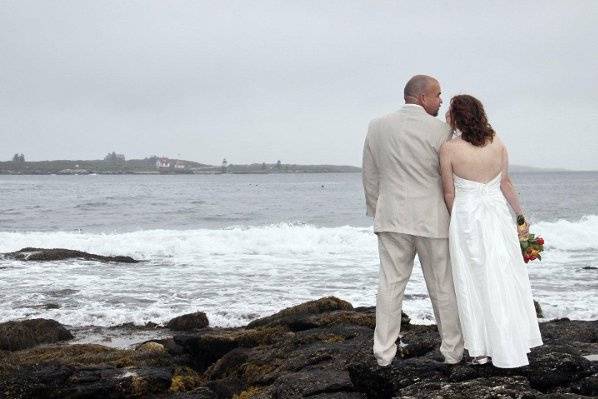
[1, 215, 595, 257]
[533, 215, 598, 251]
[0, 218, 596, 327]
[0, 224, 374, 260]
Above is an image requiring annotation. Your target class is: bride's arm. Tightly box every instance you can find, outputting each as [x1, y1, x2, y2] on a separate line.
[499, 143, 527, 230]
[439, 142, 455, 214]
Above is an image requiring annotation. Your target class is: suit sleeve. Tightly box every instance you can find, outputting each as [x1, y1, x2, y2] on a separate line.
[435, 121, 454, 150]
[362, 122, 379, 217]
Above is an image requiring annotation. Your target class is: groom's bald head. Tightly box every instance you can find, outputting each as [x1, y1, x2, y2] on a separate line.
[404, 75, 437, 100]
[404, 75, 442, 116]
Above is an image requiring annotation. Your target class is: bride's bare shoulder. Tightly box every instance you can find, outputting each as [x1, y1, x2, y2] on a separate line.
[492, 134, 508, 151]
[444, 135, 465, 149]
[439, 136, 462, 158]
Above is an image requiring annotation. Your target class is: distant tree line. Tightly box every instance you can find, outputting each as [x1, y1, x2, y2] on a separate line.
[104, 152, 126, 162]
[12, 153, 25, 163]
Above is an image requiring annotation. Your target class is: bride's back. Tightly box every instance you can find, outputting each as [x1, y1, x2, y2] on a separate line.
[446, 94, 505, 183]
[450, 136, 505, 183]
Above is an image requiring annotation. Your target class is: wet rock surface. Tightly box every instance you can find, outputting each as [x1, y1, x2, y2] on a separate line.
[0, 297, 596, 398]
[246, 296, 354, 329]
[4, 247, 139, 263]
[167, 311, 210, 331]
[0, 319, 74, 351]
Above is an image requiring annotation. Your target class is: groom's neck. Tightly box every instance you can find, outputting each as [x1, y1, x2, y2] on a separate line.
[404, 96, 421, 106]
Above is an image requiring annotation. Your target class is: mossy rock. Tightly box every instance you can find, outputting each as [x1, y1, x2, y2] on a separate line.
[0, 319, 73, 351]
[170, 366, 207, 392]
[247, 297, 353, 329]
[0, 344, 174, 373]
[232, 386, 266, 399]
[0, 344, 177, 398]
[167, 311, 209, 331]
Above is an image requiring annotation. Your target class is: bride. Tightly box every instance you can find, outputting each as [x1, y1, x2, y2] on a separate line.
[439, 94, 543, 368]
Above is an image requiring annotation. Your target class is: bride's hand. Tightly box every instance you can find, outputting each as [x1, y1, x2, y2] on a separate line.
[517, 222, 530, 239]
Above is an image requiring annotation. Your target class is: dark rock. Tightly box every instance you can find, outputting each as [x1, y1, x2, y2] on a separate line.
[202, 323, 373, 397]
[208, 347, 279, 388]
[348, 357, 451, 398]
[174, 333, 239, 371]
[354, 305, 411, 326]
[274, 369, 355, 399]
[169, 366, 208, 394]
[399, 376, 541, 398]
[287, 323, 364, 348]
[308, 393, 367, 399]
[398, 324, 441, 359]
[582, 266, 597, 270]
[571, 372, 598, 396]
[1, 297, 596, 399]
[287, 310, 370, 332]
[0, 362, 75, 399]
[539, 319, 598, 345]
[167, 311, 210, 331]
[170, 326, 289, 368]
[0, 318, 73, 351]
[206, 347, 251, 380]
[207, 375, 245, 398]
[57, 366, 172, 398]
[284, 346, 335, 372]
[448, 361, 525, 382]
[286, 307, 410, 333]
[167, 386, 217, 398]
[534, 300, 544, 318]
[5, 247, 138, 263]
[108, 321, 164, 330]
[158, 337, 186, 356]
[136, 341, 166, 353]
[247, 296, 353, 329]
[528, 344, 593, 391]
[0, 344, 177, 398]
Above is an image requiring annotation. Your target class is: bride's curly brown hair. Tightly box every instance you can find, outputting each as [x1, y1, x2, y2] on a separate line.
[449, 95, 495, 147]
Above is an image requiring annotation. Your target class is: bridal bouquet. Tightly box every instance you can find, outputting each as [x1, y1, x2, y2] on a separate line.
[517, 215, 544, 264]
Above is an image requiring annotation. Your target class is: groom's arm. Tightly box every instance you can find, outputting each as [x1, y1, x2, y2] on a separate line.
[362, 125, 379, 217]
[439, 142, 455, 214]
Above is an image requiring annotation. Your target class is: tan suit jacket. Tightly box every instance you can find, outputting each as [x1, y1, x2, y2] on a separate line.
[362, 104, 453, 238]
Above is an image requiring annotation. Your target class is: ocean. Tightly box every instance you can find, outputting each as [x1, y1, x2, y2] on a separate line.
[0, 172, 596, 328]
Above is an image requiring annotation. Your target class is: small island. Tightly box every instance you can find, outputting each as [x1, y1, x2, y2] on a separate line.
[0, 153, 361, 175]
[1, 153, 571, 176]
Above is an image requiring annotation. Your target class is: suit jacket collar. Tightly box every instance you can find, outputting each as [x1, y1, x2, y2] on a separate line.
[400, 104, 426, 113]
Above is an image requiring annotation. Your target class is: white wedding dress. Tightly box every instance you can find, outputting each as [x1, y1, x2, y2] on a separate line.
[449, 172, 543, 368]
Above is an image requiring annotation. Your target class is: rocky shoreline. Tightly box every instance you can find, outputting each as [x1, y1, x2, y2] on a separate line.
[0, 297, 596, 399]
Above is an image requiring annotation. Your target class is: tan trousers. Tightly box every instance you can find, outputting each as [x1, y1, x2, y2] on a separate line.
[373, 232, 464, 366]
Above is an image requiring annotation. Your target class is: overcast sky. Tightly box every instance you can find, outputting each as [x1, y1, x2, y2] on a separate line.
[1, 1, 597, 170]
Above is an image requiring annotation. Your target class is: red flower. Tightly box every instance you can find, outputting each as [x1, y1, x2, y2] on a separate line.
[536, 237, 544, 245]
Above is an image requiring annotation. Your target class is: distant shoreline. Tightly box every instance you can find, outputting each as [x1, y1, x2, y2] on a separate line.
[0, 159, 361, 175]
[0, 159, 590, 175]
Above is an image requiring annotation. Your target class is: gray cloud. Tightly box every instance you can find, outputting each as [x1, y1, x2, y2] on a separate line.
[1, 0, 597, 169]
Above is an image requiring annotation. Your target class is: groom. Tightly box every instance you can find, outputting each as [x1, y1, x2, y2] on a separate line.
[362, 75, 464, 366]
